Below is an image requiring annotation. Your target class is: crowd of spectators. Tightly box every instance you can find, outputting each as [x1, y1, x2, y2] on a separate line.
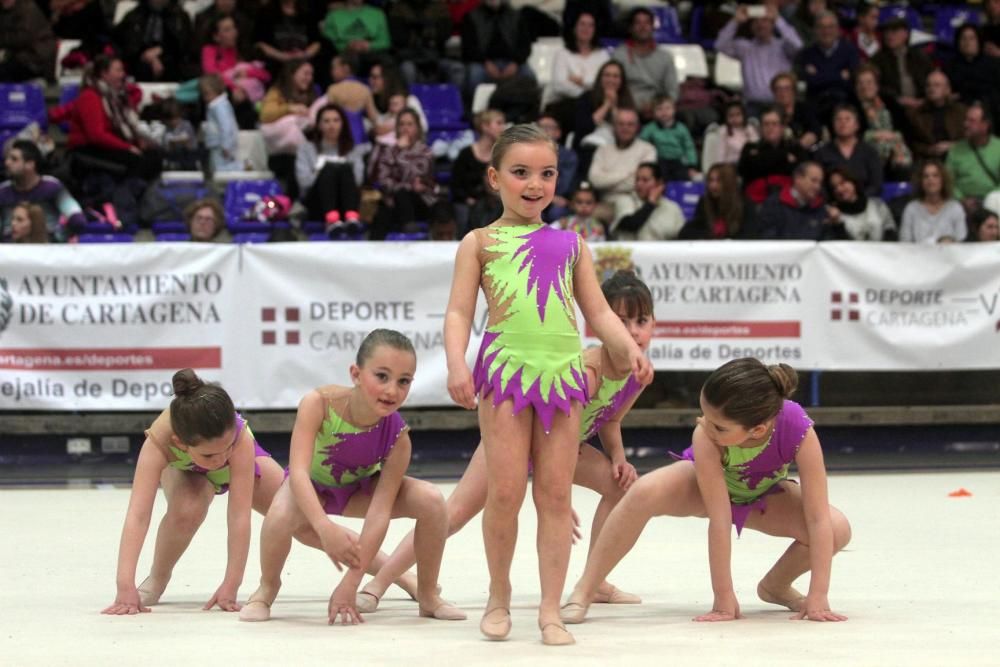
[1, 0, 1000, 245]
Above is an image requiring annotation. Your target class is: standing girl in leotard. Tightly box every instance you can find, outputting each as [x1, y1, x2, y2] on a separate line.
[354, 270, 656, 615]
[445, 124, 654, 645]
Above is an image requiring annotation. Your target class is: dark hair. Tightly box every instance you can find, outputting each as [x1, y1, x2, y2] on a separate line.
[159, 97, 184, 120]
[953, 23, 981, 53]
[313, 103, 354, 155]
[564, 11, 597, 53]
[913, 158, 953, 201]
[490, 123, 557, 169]
[370, 63, 408, 112]
[572, 181, 596, 199]
[590, 60, 635, 110]
[636, 161, 663, 182]
[702, 358, 798, 428]
[84, 54, 122, 88]
[704, 163, 745, 237]
[397, 107, 425, 143]
[793, 160, 822, 180]
[967, 208, 999, 241]
[9, 140, 41, 169]
[628, 7, 655, 28]
[276, 59, 313, 104]
[335, 52, 360, 77]
[827, 165, 862, 201]
[169, 368, 236, 445]
[602, 270, 653, 319]
[183, 197, 225, 239]
[967, 100, 993, 129]
[356, 329, 416, 366]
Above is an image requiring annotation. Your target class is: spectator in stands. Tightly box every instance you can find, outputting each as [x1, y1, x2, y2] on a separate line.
[0, 140, 85, 242]
[387, 0, 462, 87]
[193, 0, 253, 53]
[825, 165, 896, 240]
[945, 103, 1000, 207]
[201, 14, 270, 104]
[786, 0, 827, 48]
[160, 98, 199, 171]
[984, 0, 1000, 58]
[715, 3, 803, 115]
[737, 107, 807, 205]
[680, 163, 757, 240]
[611, 8, 679, 119]
[461, 0, 532, 96]
[296, 104, 364, 225]
[322, 0, 391, 75]
[610, 161, 684, 241]
[797, 11, 859, 126]
[549, 11, 609, 105]
[6, 201, 49, 243]
[900, 159, 966, 243]
[906, 70, 966, 162]
[537, 112, 578, 222]
[847, 2, 880, 61]
[944, 25, 1000, 129]
[39, 0, 109, 59]
[869, 17, 932, 110]
[369, 108, 438, 239]
[815, 104, 883, 197]
[429, 200, 457, 240]
[450, 109, 505, 233]
[572, 59, 633, 151]
[184, 197, 230, 243]
[259, 59, 316, 155]
[113, 0, 196, 82]
[368, 63, 427, 134]
[640, 95, 698, 182]
[588, 107, 656, 221]
[200, 74, 242, 174]
[466, 168, 503, 233]
[253, 0, 322, 77]
[0, 0, 57, 82]
[702, 101, 760, 172]
[966, 208, 999, 242]
[549, 181, 604, 240]
[52, 55, 162, 180]
[758, 161, 843, 240]
[854, 64, 912, 179]
[311, 53, 379, 130]
[770, 72, 820, 150]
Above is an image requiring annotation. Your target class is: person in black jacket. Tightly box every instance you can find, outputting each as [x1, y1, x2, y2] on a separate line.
[679, 163, 758, 239]
[758, 161, 846, 240]
[113, 0, 196, 82]
[461, 0, 532, 95]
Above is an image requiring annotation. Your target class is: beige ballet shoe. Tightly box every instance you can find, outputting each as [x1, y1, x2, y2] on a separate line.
[592, 585, 642, 605]
[419, 601, 468, 621]
[238, 599, 272, 622]
[355, 590, 380, 614]
[480, 606, 512, 641]
[137, 577, 163, 607]
[540, 622, 575, 646]
[560, 601, 590, 625]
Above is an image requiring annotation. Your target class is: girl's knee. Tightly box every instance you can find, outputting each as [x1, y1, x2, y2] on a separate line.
[532, 481, 571, 511]
[411, 481, 447, 518]
[832, 510, 852, 551]
[489, 479, 527, 509]
[165, 502, 209, 533]
[447, 500, 481, 535]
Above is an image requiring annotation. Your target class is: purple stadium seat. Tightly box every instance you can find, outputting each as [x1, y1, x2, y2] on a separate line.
[651, 6, 683, 44]
[882, 181, 913, 201]
[155, 232, 192, 242]
[411, 83, 466, 131]
[231, 232, 272, 244]
[666, 180, 705, 221]
[223, 179, 283, 224]
[934, 7, 980, 46]
[344, 109, 368, 146]
[77, 233, 134, 243]
[878, 6, 921, 32]
[0, 83, 47, 132]
[151, 220, 187, 234]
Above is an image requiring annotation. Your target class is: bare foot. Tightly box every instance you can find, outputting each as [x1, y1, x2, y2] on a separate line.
[757, 580, 806, 612]
[137, 575, 169, 607]
[398, 572, 442, 602]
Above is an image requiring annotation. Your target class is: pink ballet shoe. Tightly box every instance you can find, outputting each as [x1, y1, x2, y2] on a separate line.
[592, 585, 641, 604]
[540, 622, 575, 646]
[419, 601, 467, 621]
[238, 599, 272, 622]
[355, 590, 380, 614]
[480, 606, 511, 641]
[560, 600, 590, 625]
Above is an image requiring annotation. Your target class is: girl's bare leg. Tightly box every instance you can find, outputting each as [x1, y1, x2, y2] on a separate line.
[138, 468, 215, 605]
[358, 443, 489, 607]
[251, 456, 287, 514]
[563, 461, 705, 623]
[480, 399, 533, 640]
[530, 405, 582, 645]
[743, 482, 852, 612]
[571, 446, 637, 602]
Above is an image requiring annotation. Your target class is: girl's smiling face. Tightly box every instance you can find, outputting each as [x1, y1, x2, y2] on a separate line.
[488, 141, 558, 221]
[350, 345, 417, 418]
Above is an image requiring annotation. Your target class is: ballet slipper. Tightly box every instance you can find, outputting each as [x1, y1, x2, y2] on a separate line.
[419, 601, 468, 621]
[355, 590, 380, 614]
[480, 606, 511, 641]
[238, 599, 271, 622]
[592, 585, 641, 605]
[137, 577, 163, 607]
[540, 622, 575, 646]
[560, 601, 590, 625]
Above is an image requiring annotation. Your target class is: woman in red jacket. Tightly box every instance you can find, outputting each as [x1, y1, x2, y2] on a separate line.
[50, 54, 162, 180]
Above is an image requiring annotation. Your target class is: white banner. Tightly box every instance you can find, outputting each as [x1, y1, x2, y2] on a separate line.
[1, 241, 997, 411]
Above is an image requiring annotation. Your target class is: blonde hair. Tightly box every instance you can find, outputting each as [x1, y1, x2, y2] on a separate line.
[475, 109, 505, 133]
[490, 123, 558, 169]
[12, 202, 49, 243]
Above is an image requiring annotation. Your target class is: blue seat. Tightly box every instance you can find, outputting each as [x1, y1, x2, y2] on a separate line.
[232, 232, 272, 244]
[77, 233, 134, 243]
[385, 232, 429, 241]
[224, 179, 283, 223]
[882, 181, 913, 201]
[666, 180, 705, 221]
[344, 109, 368, 146]
[151, 220, 187, 234]
[0, 83, 47, 132]
[934, 7, 980, 45]
[878, 6, 921, 31]
[411, 83, 465, 131]
[155, 232, 192, 242]
[301, 220, 325, 235]
[651, 6, 683, 44]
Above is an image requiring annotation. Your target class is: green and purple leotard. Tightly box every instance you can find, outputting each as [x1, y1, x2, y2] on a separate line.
[472, 223, 589, 433]
[579, 370, 643, 443]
